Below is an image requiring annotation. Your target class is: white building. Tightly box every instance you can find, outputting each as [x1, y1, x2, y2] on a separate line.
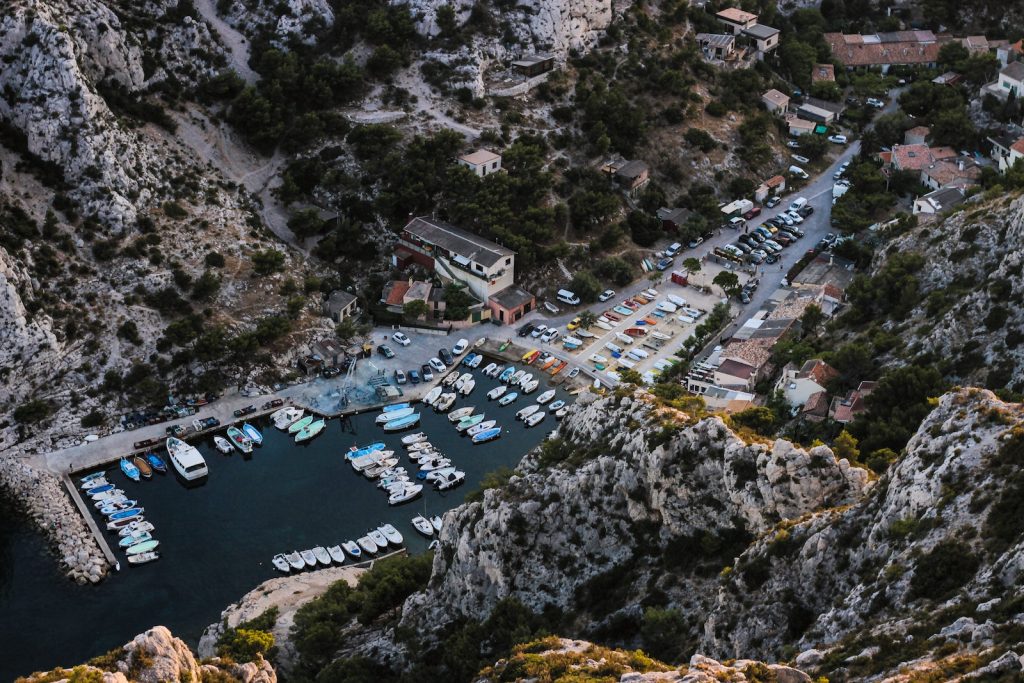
[458, 149, 502, 177]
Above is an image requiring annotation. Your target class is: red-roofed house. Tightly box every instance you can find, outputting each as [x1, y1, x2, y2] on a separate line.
[830, 381, 878, 424]
[775, 359, 839, 409]
[999, 137, 1024, 173]
[826, 31, 941, 71]
[802, 391, 830, 422]
[904, 125, 930, 145]
[715, 7, 758, 34]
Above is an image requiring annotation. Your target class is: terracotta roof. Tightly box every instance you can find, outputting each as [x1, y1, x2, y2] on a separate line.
[905, 125, 930, 139]
[722, 338, 773, 369]
[891, 144, 956, 171]
[962, 35, 988, 50]
[802, 391, 830, 417]
[716, 7, 757, 23]
[1012, 138, 1024, 155]
[459, 149, 500, 166]
[717, 358, 756, 380]
[823, 283, 844, 301]
[765, 174, 785, 188]
[812, 63, 835, 82]
[922, 160, 980, 188]
[825, 32, 940, 67]
[385, 281, 410, 306]
[800, 359, 839, 385]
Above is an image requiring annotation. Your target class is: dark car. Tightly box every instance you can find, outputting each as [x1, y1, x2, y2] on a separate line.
[409, 369, 421, 384]
[262, 398, 284, 409]
[439, 348, 455, 366]
[201, 417, 221, 429]
[743, 207, 762, 220]
[233, 405, 257, 418]
[765, 254, 780, 264]
[799, 205, 814, 217]
[767, 216, 785, 228]
[322, 366, 342, 378]
[518, 322, 535, 337]
[377, 344, 395, 359]
[421, 364, 434, 381]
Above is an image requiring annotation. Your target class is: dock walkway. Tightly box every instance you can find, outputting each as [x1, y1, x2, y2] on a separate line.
[62, 474, 118, 569]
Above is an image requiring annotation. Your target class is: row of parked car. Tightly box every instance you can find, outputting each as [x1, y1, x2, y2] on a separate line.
[376, 332, 474, 386]
[719, 198, 813, 265]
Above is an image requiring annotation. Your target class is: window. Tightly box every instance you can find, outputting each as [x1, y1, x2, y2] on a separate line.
[505, 257, 511, 265]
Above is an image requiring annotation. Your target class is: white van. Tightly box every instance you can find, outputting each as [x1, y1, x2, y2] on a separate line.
[665, 242, 683, 257]
[556, 289, 580, 305]
[789, 165, 809, 179]
[788, 197, 808, 213]
[627, 348, 649, 361]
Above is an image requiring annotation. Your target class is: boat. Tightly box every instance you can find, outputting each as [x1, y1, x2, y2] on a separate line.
[589, 353, 608, 365]
[120, 458, 140, 482]
[133, 455, 153, 479]
[454, 373, 473, 391]
[556, 407, 569, 419]
[364, 458, 400, 478]
[521, 349, 539, 363]
[327, 545, 345, 564]
[548, 400, 566, 411]
[351, 450, 387, 472]
[568, 367, 580, 379]
[313, 546, 332, 565]
[100, 500, 137, 515]
[94, 494, 128, 508]
[226, 426, 253, 453]
[518, 373, 534, 388]
[107, 515, 144, 531]
[108, 507, 144, 521]
[499, 366, 516, 382]
[615, 332, 634, 345]
[419, 458, 453, 472]
[127, 552, 159, 566]
[422, 386, 443, 406]
[447, 406, 474, 423]
[625, 327, 648, 337]
[516, 404, 540, 420]
[467, 419, 497, 436]
[442, 371, 459, 387]
[117, 520, 154, 536]
[576, 329, 596, 338]
[481, 362, 497, 376]
[118, 531, 153, 548]
[487, 385, 507, 401]
[401, 432, 428, 446]
[563, 338, 583, 349]
[613, 305, 633, 315]
[510, 370, 526, 385]
[288, 415, 315, 434]
[389, 483, 423, 505]
[525, 411, 546, 427]
[536, 389, 556, 405]
[367, 529, 388, 549]
[434, 393, 456, 411]
[295, 418, 326, 442]
[379, 474, 410, 490]
[435, 470, 466, 491]
[522, 380, 540, 394]
[472, 427, 502, 444]
[85, 483, 115, 496]
[271, 406, 304, 429]
[145, 453, 167, 473]
[431, 515, 443, 532]
[657, 301, 677, 313]
[286, 551, 305, 570]
[342, 541, 362, 559]
[459, 378, 476, 395]
[407, 440, 434, 451]
[411, 515, 434, 536]
[347, 442, 386, 459]
[242, 423, 263, 444]
[461, 352, 477, 367]
[376, 407, 415, 424]
[383, 402, 411, 412]
[651, 331, 672, 341]
[379, 523, 404, 545]
[498, 391, 519, 406]
[125, 539, 160, 556]
[498, 340, 510, 352]
[551, 361, 568, 375]
[213, 436, 233, 454]
[383, 413, 420, 432]
[468, 354, 483, 368]
[539, 357, 557, 371]
[79, 472, 107, 486]
[300, 549, 317, 566]
[595, 321, 613, 331]
[456, 414, 485, 432]
[272, 554, 291, 572]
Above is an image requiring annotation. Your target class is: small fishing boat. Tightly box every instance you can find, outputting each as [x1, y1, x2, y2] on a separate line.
[567, 367, 581, 379]
[300, 549, 318, 566]
[516, 404, 540, 420]
[407, 440, 434, 451]
[401, 432, 428, 446]
[313, 546, 332, 565]
[456, 414, 485, 432]
[127, 552, 159, 566]
[499, 366, 516, 382]
[538, 356, 557, 371]
[548, 400, 566, 412]
[498, 340, 510, 352]
[454, 373, 473, 391]
[86, 483, 115, 496]
[118, 531, 153, 548]
[133, 455, 153, 480]
[431, 515, 443, 532]
[383, 402, 411, 412]
[376, 407, 415, 424]
[442, 371, 459, 386]
[422, 386, 443, 406]
[241, 423, 263, 445]
[498, 391, 519, 406]
[108, 507, 144, 521]
[563, 337, 583, 349]
[79, 472, 107, 487]
[95, 494, 128, 508]
[288, 415, 315, 434]
[379, 523, 404, 545]
[487, 385, 507, 400]
[348, 442, 386, 459]
[435, 470, 466, 491]
[100, 500, 137, 515]
[213, 436, 233, 454]
[589, 353, 608, 365]
[145, 453, 167, 473]
[272, 554, 291, 572]
[522, 380, 540, 394]
[327, 545, 345, 564]
[472, 427, 502, 444]
[481, 362, 497, 376]
[447, 406, 474, 423]
[342, 540, 362, 559]
[286, 551, 305, 570]
[295, 418, 326, 442]
[434, 392, 456, 411]
[615, 332, 634, 345]
[603, 312, 621, 322]
[518, 373, 534, 389]
[576, 329, 597, 338]
[657, 301, 677, 313]
[271, 406, 304, 429]
[367, 529, 388, 549]
[383, 413, 420, 432]
[550, 361, 568, 375]
[525, 411, 546, 428]
[510, 370, 526, 385]
[227, 426, 253, 454]
[351, 450, 387, 472]
[556, 407, 570, 419]
[625, 327, 648, 337]
[522, 349, 539, 363]
[120, 458, 140, 482]
[411, 515, 434, 536]
[118, 521, 154, 537]
[536, 389, 556, 405]
[379, 474, 410, 490]
[389, 484, 422, 505]
[468, 354, 483, 368]
[467, 419, 497, 436]
[364, 458, 400, 479]
[461, 352, 476, 367]
[613, 305, 633, 315]
[651, 331, 673, 341]
[595, 321, 613, 331]
[107, 515, 144, 531]
[419, 458, 453, 472]
[126, 539, 160, 556]
[459, 378, 476, 395]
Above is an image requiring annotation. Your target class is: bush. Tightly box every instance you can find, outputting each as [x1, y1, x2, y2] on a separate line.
[909, 539, 979, 601]
[204, 251, 226, 268]
[252, 250, 285, 275]
[14, 399, 53, 424]
[216, 628, 274, 663]
[80, 410, 105, 429]
[684, 128, 716, 152]
[162, 201, 187, 219]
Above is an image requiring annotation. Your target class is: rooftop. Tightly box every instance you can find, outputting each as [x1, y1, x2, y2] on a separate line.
[722, 338, 774, 369]
[762, 89, 789, 106]
[803, 390, 830, 417]
[615, 160, 649, 179]
[459, 149, 501, 166]
[403, 216, 514, 268]
[765, 174, 786, 188]
[825, 31, 941, 67]
[920, 186, 965, 210]
[1012, 138, 1024, 155]
[384, 280, 410, 306]
[811, 63, 835, 82]
[743, 23, 780, 39]
[489, 285, 534, 309]
[717, 358, 756, 380]
[922, 159, 981, 188]
[803, 96, 845, 114]
[785, 114, 815, 131]
[696, 33, 736, 49]
[891, 143, 957, 171]
[512, 53, 554, 67]
[657, 207, 691, 224]
[793, 253, 858, 290]
[325, 289, 357, 310]
[800, 358, 839, 385]
[1003, 61, 1024, 81]
[716, 7, 758, 23]
[406, 281, 432, 302]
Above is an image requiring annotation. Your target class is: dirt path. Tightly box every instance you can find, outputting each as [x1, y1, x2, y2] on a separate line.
[194, 0, 259, 85]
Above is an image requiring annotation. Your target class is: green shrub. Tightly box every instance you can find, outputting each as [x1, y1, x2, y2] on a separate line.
[216, 628, 274, 663]
[909, 539, 979, 601]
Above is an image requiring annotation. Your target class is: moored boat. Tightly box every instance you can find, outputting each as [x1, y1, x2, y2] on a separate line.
[487, 385, 507, 400]
[347, 442, 386, 459]
[411, 515, 434, 536]
[107, 515, 145, 531]
[422, 386, 443, 406]
[286, 551, 305, 570]
[434, 470, 466, 491]
[241, 423, 263, 444]
[288, 415, 315, 434]
[295, 418, 326, 443]
[556, 407, 569, 419]
[431, 515, 443, 532]
[226, 426, 253, 453]
[401, 432, 428, 446]
[120, 458, 140, 482]
[522, 380, 540, 394]
[456, 413, 485, 432]
[383, 402, 411, 412]
[510, 370, 526, 385]
[86, 483, 115, 496]
[125, 539, 159, 556]
[516, 404, 540, 420]
[117, 521, 154, 537]
[327, 545, 345, 564]
[442, 371, 459, 386]
[467, 419, 497, 436]
[127, 551, 159, 566]
[108, 507, 144, 521]
[454, 373, 473, 391]
[499, 366, 516, 382]
[567, 367, 581, 379]
[459, 378, 476, 395]
[213, 436, 233, 454]
[518, 373, 534, 388]
[367, 529, 388, 549]
[271, 406, 304, 430]
[388, 484, 422, 505]
[79, 472, 107, 487]
[525, 411, 546, 428]
[313, 546, 332, 565]
[118, 531, 153, 548]
[342, 540, 362, 559]
[472, 427, 502, 444]
[145, 453, 167, 473]
[536, 389, 556, 405]
[300, 549, 317, 566]
[356, 536, 378, 554]
[383, 413, 420, 432]
[447, 406, 474, 423]
[481, 362, 497, 376]
[100, 500, 137, 515]
[133, 455, 153, 479]
[548, 400, 566, 412]
[272, 554, 291, 573]
[434, 393, 456, 411]
[497, 391, 518, 406]
[378, 523, 404, 545]
[376, 406, 415, 424]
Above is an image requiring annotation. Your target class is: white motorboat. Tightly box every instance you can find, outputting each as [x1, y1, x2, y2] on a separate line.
[498, 392, 518, 406]
[407, 440, 434, 451]
[364, 458, 400, 478]
[286, 551, 305, 570]
[467, 419, 497, 436]
[516, 404, 540, 420]
[518, 373, 534, 389]
[379, 474, 410, 489]
[425, 466, 458, 482]
[481, 362, 497, 376]
[389, 483, 423, 505]
[419, 457, 453, 472]
[489, 364, 505, 378]
[117, 520, 154, 537]
[459, 378, 476, 396]
[468, 354, 483, 368]
[522, 380, 540, 394]
[410, 451, 442, 465]
[271, 406, 304, 430]
[300, 549, 317, 566]
[567, 367, 580, 379]
[368, 529, 388, 548]
[434, 470, 466, 491]
[411, 515, 434, 536]
[454, 373, 473, 391]
[509, 370, 526, 385]
[536, 389, 556, 405]
[595, 321, 613, 331]
[351, 450, 395, 472]
[91, 488, 125, 501]
[376, 407, 415, 424]
[431, 515, 443, 532]
[356, 536, 378, 554]
[556, 407, 569, 419]
[615, 332, 634, 345]
[487, 385, 507, 400]
[548, 400, 566, 411]
[434, 393, 456, 411]
[402, 432, 428, 446]
[342, 540, 362, 559]
[313, 546, 332, 565]
[422, 386, 443, 406]
[378, 523, 404, 545]
[273, 554, 291, 573]
[525, 411, 546, 427]
[442, 371, 459, 386]
[167, 437, 208, 480]
[213, 436, 233, 454]
[447, 406, 474, 423]
[327, 545, 346, 564]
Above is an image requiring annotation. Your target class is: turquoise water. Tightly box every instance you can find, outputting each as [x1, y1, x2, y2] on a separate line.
[0, 367, 567, 680]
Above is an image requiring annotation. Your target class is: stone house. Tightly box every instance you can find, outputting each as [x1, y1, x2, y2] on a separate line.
[761, 89, 790, 115]
[322, 290, 357, 323]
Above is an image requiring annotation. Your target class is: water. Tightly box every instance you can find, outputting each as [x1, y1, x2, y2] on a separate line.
[0, 365, 568, 680]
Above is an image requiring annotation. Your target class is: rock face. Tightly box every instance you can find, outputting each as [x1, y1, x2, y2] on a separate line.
[18, 625, 276, 683]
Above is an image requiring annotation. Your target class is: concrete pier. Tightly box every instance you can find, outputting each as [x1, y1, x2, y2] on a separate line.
[62, 474, 118, 569]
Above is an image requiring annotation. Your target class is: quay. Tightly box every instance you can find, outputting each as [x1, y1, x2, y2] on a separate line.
[61, 474, 118, 569]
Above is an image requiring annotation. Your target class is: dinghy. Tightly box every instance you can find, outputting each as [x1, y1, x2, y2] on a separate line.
[132, 455, 153, 479]
[127, 552, 159, 566]
[576, 329, 597, 338]
[86, 483, 115, 496]
[342, 541, 362, 559]
[118, 521, 154, 537]
[100, 500, 137, 515]
[383, 413, 420, 432]
[522, 349, 540, 363]
[213, 436, 233, 454]
[472, 427, 502, 444]
[364, 458, 400, 479]
[327, 545, 346, 564]
[401, 432, 428, 446]
[556, 407, 569, 419]
[461, 352, 477, 367]
[467, 419, 496, 435]
[422, 386, 443, 406]
[80, 477, 109, 491]
[379, 523, 404, 545]
[525, 411, 546, 428]
[567, 367, 580, 379]
[119, 532, 153, 548]
[120, 458, 140, 482]
[367, 529, 388, 549]
[550, 359, 568, 374]
[108, 507, 144, 521]
[548, 400, 566, 412]
[442, 371, 459, 386]
[227, 426, 253, 453]
[510, 370, 526, 385]
[376, 406, 415, 424]
[447, 406, 474, 423]
[516, 404, 540, 420]
[286, 551, 305, 570]
[241, 423, 263, 444]
[499, 366, 516, 382]
[522, 380, 540, 394]
[347, 442, 386, 459]
[434, 470, 466, 491]
[487, 385, 507, 400]
[536, 389, 556, 405]
[518, 373, 534, 388]
[300, 549, 318, 566]
[107, 515, 144, 531]
[351, 450, 387, 472]
[288, 415, 315, 434]
[79, 472, 107, 487]
[431, 516, 443, 532]
[596, 320, 613, 331]
[407, 440, 434, 451]
[95, 494, 128, 508]
[459, 378, 476, 395]
[468, 354, 483, 368]
[389, 483, 423, 505]
[498, 391, 519, 406]
[434, 392, 456, 411]
[272, 554, 291, 573]
[126, 539, 160, 556]
[481, 362, 497, 376]
[563, 337, 583, 349]
[456, 414, 485, 432]
[411, 515, 434, 536]
[454, 373, 473, 390]
[383, 402, 411, 412]
[271, 406, 304, 429]
[295, 418, 326, 442]
[313, 546, 332, 565]
[146, 453, 167, 473]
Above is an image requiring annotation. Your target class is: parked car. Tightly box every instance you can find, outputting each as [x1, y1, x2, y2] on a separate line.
[377, 344, 395, 359]
[429, 357, 447, 373]
[765, 239, 785, 251]
[798, 205, 814, 217]
[738, 234, 758, 247]
[743, 207, 761, 220]
[540, 328, 560, 343]
[786, 211, 804, 224]
[748, 230, 766, 242]
[409, 369, 421, 384]
[729, 217, 746, 229]
[779, 213, 794, 226]
[665, 242, 683, 257]
[421, 364, 434, 382]
[731, 241, 752, 254]
[866, 97, 885, 108]
[773, 233, 793, 246]
[233, 405, 257, 418]
[439, 348, 454, 366]
[765, 196, 781, 208]
[322, 366, 342, 378]
[656, 257, 674, 271]
[766, 217, 784, 228]
[828, 134, 848, 144]
[688, 236, 704, 249]
[747, 251, 765, 264]
[598, 289, 616, 302]
[392, 331, 411, 346]
[452, 338, 469, 355]
[765, 253, 780, 264]
[567, 316, 582, 330]
[789, 165, 809, 179]
[531, 324, 548, 338]
[517, 322, 535, 337]
[394, 369, 407, 384]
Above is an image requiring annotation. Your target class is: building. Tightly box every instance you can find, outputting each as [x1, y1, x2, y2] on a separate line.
[962, 35, 989, 54]
[761, 88, 790, 114]
[825, 31, 941, 71]
[656, 207, 692, 232]
[322, 290, 358, 323]
[395, 216, 515, 304]
[602, 158, 650, 195]
[701, 386, 757, 413]
[511, 54, 555, 77]
[742, 24, 781, 58]
[754, 174, 786, 202]
[904, 125, 930, 145]
[994, 39, 1023, 67]
[920, 158, 981, 191]
[888, 143, 957, 172]
[785, 113, 816, 136]
[487, 285, 535, 325]
[830, 381, 877, 423]
[811, 63, 835, 83]
[796, 101, 837, 124]
[995, 137, 1024, 173]
[311, 338, 346, 367]
[775, 359, 839, 409]
[913, 186, 966, 216]
[932, 71, 962, 86]
[715, 7, 758, 34]
[994, 61, 1024, 98]
[791, 253, 857, 294]
[458, 149, 502, 177]
[696, 33, 736, 61]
